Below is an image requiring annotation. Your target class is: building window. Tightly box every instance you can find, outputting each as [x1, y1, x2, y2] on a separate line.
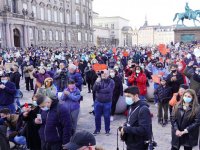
[60, 12, 63, 23]
[66, 13, 70, 24]
[89, 2, 92, 9]
[48, 9, 51, 21]
[29, 28, 33, 40]
[0, 27, 2, 39]
[23, 3, 28, 10]
[55, 31, 59, 40]
[90, 34, 93, 42]
[111, 24, 115, 29]
[82, 12, 86, 25]
[49, 31, 53, 41]
[9, 0, 17, 13]
[61, 32, 64, 41]
[68, 32, 71, 41]
[40, 7, 44, 20]
[78, 32, 81, 41]
[75, 10, 80, 25]
[54, 10, 58, 22]
[76, 0, 80, 4]
[85, 33, 88, 41]
[32, 6, 37, 18]
[83, 0, 86, 5]
[42, 30, 46, 41]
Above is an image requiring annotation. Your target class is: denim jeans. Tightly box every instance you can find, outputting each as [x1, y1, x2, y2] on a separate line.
[94, 101, 112, 132]
[154, 83, 159, 103]
[0, 104, 16, 114]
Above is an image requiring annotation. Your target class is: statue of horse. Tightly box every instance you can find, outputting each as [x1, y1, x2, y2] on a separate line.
[173, 10, 200, 26]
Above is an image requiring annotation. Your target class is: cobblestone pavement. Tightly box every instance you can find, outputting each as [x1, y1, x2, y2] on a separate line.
[20, 80, 198, 150]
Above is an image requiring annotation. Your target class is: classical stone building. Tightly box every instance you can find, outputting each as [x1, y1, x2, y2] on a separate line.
[0, 0, 94, 48]
[93, 15, 133, 47]
[132, 18, 175, 46]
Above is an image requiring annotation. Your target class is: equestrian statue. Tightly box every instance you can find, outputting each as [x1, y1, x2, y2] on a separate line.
[173, 2, 200, 26]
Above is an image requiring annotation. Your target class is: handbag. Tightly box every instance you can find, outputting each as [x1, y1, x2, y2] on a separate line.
[169, 93, 178, 107]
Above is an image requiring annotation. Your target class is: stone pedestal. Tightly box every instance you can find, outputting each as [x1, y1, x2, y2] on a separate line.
[174, 27, 200, 43]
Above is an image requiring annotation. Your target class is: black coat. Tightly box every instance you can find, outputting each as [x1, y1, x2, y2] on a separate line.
[110, 75, 123, 97]
[23, 107, 41, 150]
[10, 71, 21, 89]
[123, 101, 152, 150]
[171, 105, 200, 148]
[166, 72, 184, 94]
[154, 85, 172, 103]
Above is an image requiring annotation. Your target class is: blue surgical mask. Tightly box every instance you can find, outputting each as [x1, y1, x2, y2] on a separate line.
[32, 101, 38, 107]
[41, 106, 49, 111]
[183, 97, 192, 103]
[125, 97, 134, 105]
[1, 80, 7, 84]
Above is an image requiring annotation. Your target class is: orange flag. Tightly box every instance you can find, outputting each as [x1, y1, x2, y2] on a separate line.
[151, 75, 161, 84]
[92, 64, 108, 72]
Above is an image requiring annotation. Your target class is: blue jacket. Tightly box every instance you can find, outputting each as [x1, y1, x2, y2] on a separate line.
[39, 100, 72, 144]
[0, 81, 16, 106]
[68, 72, 83, 91]
[93, 78, 115, 103]
[61, 87, 81, 111]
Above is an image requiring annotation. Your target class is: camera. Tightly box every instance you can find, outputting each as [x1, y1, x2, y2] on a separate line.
[97, 71, 104, 76]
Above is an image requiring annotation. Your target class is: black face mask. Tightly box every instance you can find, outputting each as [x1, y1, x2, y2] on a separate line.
[171, 70, 177, 73]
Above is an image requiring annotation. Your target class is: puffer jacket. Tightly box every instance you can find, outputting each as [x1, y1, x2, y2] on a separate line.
[128, 72, 147, 95]
[93, 78, 115, 103]
[39, 100, 72, 144]
[154, 85, 172, 103]
[61, 87, 81, 111]
[171, 104, 200, 148]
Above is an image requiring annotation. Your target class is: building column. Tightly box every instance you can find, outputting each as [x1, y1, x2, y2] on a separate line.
[17, 0, 22, 14]
[27, 26, 30, 47]
[5, 23, 11, 48]
[23, 25, 28, 47]
[10, 24, 14, 47]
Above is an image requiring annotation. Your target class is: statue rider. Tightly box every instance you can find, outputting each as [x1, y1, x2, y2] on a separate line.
[185, 2, 192, 20]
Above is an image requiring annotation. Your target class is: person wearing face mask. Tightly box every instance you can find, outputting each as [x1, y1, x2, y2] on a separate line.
[54, 63, 68, 92]
[169, 84, 189, 114]
[22, 94, 42, 150]
[61, 80, 81, 133]
[37, 77, 57, 97]
[35, 94, 72, 150]
[119, 86, 152, 150]
[128, 66, 147, 101]
[166, 64, 184, 95]
[93, 70, 115, 135]
[184, 61, 200, 96]
[33, 67, 50, 94]
[171, 89, 200, 150]
[154, 78, 172, 126]
[109, 69, 123, 121]
[0, 73, 16, 113]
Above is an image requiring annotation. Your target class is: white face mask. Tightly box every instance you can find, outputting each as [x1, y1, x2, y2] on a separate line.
[136, 70, 140, 74]
[110, 72, 115, 78]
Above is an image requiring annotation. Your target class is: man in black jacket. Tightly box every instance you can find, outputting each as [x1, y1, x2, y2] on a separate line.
[166, 64, 184, 94]
[119, 86, 152, 150]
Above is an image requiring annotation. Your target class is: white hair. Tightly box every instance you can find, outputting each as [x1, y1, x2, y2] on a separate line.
[68, 64, 77, 71]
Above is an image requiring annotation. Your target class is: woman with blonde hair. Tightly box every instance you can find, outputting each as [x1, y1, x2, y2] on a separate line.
[171, 89, 200, 150]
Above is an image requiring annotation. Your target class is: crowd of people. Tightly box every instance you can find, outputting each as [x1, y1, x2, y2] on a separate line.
[0, 42, 199, 150]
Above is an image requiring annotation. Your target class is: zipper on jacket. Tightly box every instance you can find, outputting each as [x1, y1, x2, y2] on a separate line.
[44, 111, 50, 142]
[56, 127, 60, 138]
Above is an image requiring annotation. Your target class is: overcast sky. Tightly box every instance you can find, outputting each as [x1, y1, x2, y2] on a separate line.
[93, 0, 200, 28]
